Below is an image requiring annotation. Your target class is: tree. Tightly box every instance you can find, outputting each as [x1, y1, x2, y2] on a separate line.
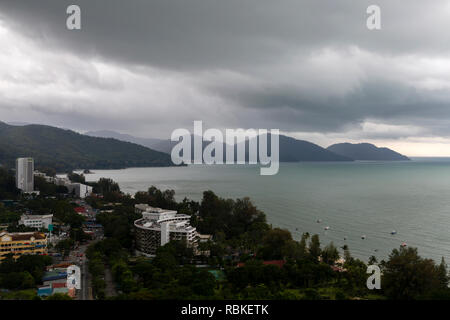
[322, 242, 339, 265]
[96, 207, 140, 248]
[191, 269, 216, 297]
[55, 239, 74, 257]
[0, 167, 20, 199]
[309, 234, 321, 262]
[153, 245, 178, 270]
[381, 246, 443, 299]
[93, 178, 120, 195]
[298, 232, 310, 259]
[0, 209, 20, 224]
[46, 293, 72, 300]
[303, 288, 321, 300]
[437, 257, 449, 289]
[68, 172, 86, 183]
[368, 255, 378, 266]
[342, 258, 367, 295]
[343, 245, 353, 264]
[21, 271, 35, 289]
[259, 228, 293, 260]
[145, 186, 177, 209]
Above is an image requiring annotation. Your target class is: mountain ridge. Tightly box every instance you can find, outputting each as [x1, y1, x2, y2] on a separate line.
[0, 122, 175, 171]
[86, 129, 353, 162]
[85, 130, 166, 151]
[327, 142, 410, 161]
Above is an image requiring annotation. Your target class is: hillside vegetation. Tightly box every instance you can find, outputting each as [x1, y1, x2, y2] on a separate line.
[0, 122, 174, 172]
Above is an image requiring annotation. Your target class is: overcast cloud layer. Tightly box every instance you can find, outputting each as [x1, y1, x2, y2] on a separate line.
[1, 0, 450, 155]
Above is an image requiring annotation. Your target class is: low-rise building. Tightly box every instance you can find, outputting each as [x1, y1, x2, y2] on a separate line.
[39, 174, 93, 199]
[0, 231, 48, 261]
[19, 214, 53, 230]
[198, 234, 213, 243]
[66, 183, 93, 199]
[134, 204, 198, 256]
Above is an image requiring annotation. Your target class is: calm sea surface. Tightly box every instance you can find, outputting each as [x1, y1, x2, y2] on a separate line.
[83, 158, 450, 263]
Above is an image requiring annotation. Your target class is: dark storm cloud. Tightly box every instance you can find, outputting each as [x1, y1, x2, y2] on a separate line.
[2, 0, 450, 70]
[1, 0, 450, 143]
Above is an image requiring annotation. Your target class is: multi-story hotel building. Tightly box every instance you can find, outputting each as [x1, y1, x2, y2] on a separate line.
[16, 157, 34, 193]
[0, 231, 48, 261]
[134, 204, 198, 256]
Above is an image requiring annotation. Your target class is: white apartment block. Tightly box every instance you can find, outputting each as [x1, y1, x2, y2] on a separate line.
[19, 214, 53, 229]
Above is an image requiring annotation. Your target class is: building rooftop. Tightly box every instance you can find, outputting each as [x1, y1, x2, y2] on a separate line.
[135, 216, 193, 229]
[52, 282, 67, 289]
[135, 204, 176, 214]
[0, 231, 47, 241]
[21, 214, 53, 219]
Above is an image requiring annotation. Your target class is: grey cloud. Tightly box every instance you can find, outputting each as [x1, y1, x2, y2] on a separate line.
[1, 0, 450, 144]
[2, 0, 450, 70]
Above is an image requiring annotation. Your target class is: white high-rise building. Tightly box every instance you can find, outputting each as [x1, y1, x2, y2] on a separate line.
[134, 204, 198, 256]
[16, 157, 34, 193]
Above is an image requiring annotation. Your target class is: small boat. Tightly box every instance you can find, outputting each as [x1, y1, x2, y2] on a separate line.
[391, 230, 397, 235]
[324, 226, 330, 230]
[401, 242, 407, 247]
[344, 236, 347, 240]
[361, 235, 366, 239]
[316, 219, 322, 223]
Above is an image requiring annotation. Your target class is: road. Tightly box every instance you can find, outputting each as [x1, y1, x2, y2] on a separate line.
[74, 242, 93, 300]
[104, 267, 117, 297]
[80, 257, 89, 300]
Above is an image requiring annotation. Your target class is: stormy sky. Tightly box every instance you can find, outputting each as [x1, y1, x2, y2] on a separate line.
[1, 0, 450, 156]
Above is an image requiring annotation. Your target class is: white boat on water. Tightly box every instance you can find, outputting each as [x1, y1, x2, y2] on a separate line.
[361, 235, 366, 239]
[324, 226, 330, 230]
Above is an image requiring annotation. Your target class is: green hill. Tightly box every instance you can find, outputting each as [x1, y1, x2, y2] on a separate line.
[0, 122, 174, 172]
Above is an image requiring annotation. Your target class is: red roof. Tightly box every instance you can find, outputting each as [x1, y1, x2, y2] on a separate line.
[49, 262, 72, 269]
[74, 207, 86, 213]
[237, 260, 286, 268]
[262, 260, 286, 268]
[330, 265, 346, 272]
[52, 282, 67, 288]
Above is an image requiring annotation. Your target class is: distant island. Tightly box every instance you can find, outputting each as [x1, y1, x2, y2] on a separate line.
[327, 143, 410, 161]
